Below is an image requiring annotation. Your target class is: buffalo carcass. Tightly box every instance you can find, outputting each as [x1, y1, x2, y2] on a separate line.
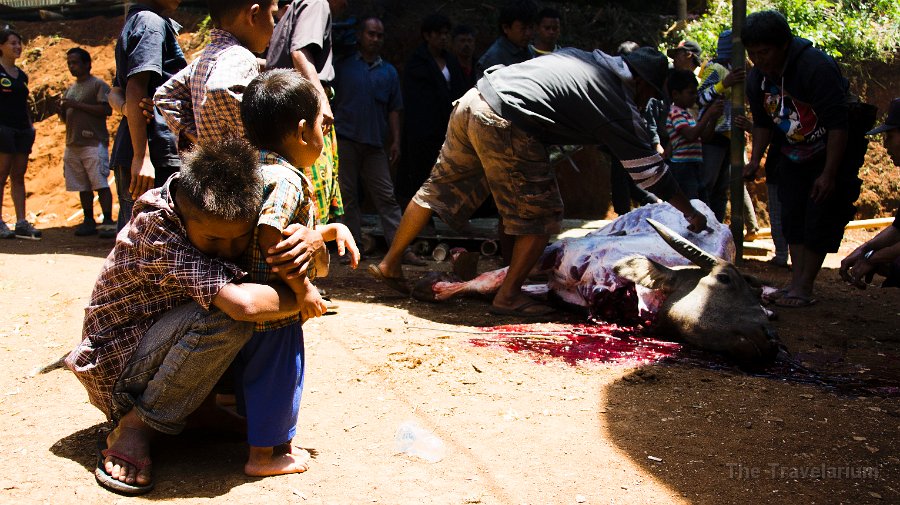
[412, 201, 781, 365]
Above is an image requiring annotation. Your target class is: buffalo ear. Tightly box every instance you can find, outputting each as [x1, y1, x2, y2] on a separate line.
[614, 256, 677, 292]
[741, 274, 764, 289]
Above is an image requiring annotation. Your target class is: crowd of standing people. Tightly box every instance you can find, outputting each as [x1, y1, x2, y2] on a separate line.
[0, 0, 895, 497]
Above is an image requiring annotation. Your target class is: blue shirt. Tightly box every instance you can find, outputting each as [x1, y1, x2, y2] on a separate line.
[333, 53, 403, 147]
[111, 3, 187, 170]
[475, 36, 532, 80]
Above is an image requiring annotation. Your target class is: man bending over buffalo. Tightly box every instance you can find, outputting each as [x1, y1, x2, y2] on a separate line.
[369, 47, 708, 317]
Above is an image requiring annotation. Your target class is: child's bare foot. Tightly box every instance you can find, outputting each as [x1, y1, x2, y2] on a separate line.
[245, 445, 310, 477]
[102, 410, 154, 488]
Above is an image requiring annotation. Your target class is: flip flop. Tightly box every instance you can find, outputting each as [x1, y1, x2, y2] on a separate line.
[774, 295, 818, 308]
[489, 299, 555, 317]
[367, 264, 410, 295]
[761, 288, 789, 305]
[95, 435, 154, 495]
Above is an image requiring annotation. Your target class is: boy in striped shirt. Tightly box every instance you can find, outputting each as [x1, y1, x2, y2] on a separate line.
[665, 69, 723, 201]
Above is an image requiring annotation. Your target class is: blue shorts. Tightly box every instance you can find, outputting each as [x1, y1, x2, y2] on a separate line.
[233, 321, 305, 447]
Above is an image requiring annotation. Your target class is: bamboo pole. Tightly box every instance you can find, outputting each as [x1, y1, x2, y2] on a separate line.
[730, 0, 747, 264]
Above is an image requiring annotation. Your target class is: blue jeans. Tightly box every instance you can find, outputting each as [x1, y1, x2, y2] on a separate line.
[111, 302, 254, 434]
[669, 160, 706, 201]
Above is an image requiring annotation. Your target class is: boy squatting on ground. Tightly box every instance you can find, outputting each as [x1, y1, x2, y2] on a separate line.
[234, 69, 359, 477]
[664, 69, 724, 202]
[65, 139, 326, 494]
[151, 0, 359, 477]
[59, 47, 116, 238]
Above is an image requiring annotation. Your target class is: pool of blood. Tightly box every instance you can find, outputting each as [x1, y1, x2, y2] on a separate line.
[470, 322, 684, 366]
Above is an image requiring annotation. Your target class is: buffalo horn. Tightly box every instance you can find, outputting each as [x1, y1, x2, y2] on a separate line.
[646, 218, 721, 269]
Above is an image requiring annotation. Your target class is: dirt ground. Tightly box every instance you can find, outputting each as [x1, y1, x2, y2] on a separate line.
[1, 10, 898, 505]
[0, 227, 898, 505]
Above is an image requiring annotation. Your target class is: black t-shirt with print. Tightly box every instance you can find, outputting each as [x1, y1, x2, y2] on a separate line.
[0, 65, 30, 129]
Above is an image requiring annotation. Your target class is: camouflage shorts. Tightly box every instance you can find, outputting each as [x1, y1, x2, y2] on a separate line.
[412, 88, 563, 236]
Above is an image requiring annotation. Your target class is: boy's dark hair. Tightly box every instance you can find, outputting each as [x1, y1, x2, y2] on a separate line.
[178, 138, 263, 222]
[0, 29, 22, 54]
[207, 0, 268, 26]
[66, 47, 91, 65]
[421, 13, 451, 35]
[452, 24, 476, 38]
[498, 0, 538, 32]
[742, 10, 793, 48]
[242, 69, 320, 153]
[667, 69, 698, 95]
[537, 7, 561, 22]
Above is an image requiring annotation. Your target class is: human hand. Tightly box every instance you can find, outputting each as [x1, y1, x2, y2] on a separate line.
[299, 284, 327, 321]
[333, 223, 360, 269]
[809, 172, 834, 204]
[684, 207, 708, 233]
[267, 225, 325, 278]
[321, 96, 334, 127]
[733, 114, 753, 131]
[707, 99, 725, 119]
[839, 247, 868, 288]
[388, 142, 401, 166]
[138, 97, 154, 123]
[723, 68, 746, 88]
[129, 156, 155, 200]
[743, 159, 761, 180]
[59, 98, 70, 111]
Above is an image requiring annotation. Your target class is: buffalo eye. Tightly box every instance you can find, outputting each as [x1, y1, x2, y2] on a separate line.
[715, 273, 732, 284]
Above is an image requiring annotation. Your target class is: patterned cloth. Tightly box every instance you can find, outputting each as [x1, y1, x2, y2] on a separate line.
[243, 150, 318, 331]
[65, 173, 245, 417]
[306, 126, 343, 224]
[413, 89, 562, 236]
[666, 105, 703, 163]
[154, 29, 259, 144]
[697, 60, 733, 136]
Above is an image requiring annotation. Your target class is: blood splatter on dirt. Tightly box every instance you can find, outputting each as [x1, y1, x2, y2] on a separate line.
[470, 322, 683, 366]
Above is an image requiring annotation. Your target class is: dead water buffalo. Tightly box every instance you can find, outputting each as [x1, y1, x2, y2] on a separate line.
[414, 202, 781, 365]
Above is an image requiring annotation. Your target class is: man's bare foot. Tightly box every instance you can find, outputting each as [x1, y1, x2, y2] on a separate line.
[103, 410, 154, 487]
[490, 293, 554, 316]
[245, 445, 310, 477]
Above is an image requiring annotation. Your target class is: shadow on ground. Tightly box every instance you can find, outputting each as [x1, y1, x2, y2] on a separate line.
[51, 423, 319, 499]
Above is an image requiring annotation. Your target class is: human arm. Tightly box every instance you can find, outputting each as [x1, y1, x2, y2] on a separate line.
[674, 101, 723, 142]
[809, 128, 848, 204]
[212, 281, 307, 322]
[265, 223, 327, 279]
[316, 222, 360, 268]
[839, 223, 900, 289]
[59, 98, 112, 118]
[292, 47, 333, 124]
[125, 72, 156, 199]
[154, 65, 199, 146]
[258, 224, 326, 320]
[388, 109, 401, 165]
[743, 127, 773, 180]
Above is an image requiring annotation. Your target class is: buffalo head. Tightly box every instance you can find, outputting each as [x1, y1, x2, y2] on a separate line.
[614, 219, 780, 366]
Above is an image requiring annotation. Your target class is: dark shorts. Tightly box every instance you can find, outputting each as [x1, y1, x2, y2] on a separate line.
[0, 125, 36, 154]
[777, 153, 861, 254]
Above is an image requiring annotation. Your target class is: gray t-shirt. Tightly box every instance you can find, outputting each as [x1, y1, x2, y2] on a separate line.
[476, 48, 676, 198]
[63, 75, 110, 147]
[266, 0, 334, 81]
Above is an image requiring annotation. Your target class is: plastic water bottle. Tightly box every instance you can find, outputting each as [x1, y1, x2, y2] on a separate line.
[395, 421, 446, 463]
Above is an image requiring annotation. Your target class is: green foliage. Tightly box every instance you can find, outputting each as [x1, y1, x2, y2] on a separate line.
[675, 0, 899, 62]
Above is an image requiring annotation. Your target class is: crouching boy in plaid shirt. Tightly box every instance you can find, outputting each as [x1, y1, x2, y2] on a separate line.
[65, 139, 320, 495]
